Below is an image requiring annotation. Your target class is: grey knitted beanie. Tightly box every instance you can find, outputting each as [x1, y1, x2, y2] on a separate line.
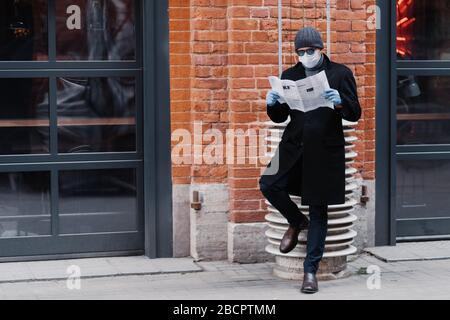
[294, 27, 324, 51]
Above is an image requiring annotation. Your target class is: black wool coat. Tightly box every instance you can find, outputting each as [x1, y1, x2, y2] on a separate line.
[259, 54, 362, 206]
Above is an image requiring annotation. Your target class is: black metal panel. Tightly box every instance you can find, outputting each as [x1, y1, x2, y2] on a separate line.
[397, 218, 450, 239]
[0, 233, 144, 257]
[397, 69, 450, 76]
[389, 0, 399, 245]
[0, 160, 142, 171]
[0, 69, 141, 77]
[398, 145, 450, 154]
[398, 61, 450, 70]
[397, 151, 450, 160]
[376, 0, 395, 246]
[153, 0, 173, 258]
[142, 0, 173, 259]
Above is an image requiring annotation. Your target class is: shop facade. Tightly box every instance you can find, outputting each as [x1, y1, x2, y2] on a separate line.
[1, 0, 449, 262]
[0, 0, 172, 261]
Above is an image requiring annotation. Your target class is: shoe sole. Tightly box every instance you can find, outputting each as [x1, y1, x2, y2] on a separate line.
[301, 288, 318, 294]
[279, 243, 298, 254]
[279, 238, 300, 253]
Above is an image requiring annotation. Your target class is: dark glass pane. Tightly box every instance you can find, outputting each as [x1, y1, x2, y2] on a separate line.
[397, 76, 450, 145]
[0, 78, 49, 154]
[0, 172, 51, 238]
[58, 169, 138, 234]
[397, 0, 450, 60]
[56, 0, 136, 61]
[397, 160, 450, 220]
[56, 77, 136, 153]
[0, 0, 48, 61]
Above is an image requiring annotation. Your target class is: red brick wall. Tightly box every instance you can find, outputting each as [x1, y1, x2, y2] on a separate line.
[169, 0, 376, 221]
[169, 0, 192, 185]
[332, 0, 376, 181]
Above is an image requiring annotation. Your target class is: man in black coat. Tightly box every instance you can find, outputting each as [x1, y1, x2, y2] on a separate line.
[259, 27, 361, 294]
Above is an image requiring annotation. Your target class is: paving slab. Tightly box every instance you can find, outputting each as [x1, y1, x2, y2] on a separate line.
[364, 241, 450, 262]
[0, 256, 202, 283]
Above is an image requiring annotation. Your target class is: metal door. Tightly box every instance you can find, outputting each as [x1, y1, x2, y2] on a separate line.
[394, 0, 450, 240]
[0, 0, 146, 259]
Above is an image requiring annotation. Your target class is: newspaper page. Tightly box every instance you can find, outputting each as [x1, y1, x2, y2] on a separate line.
[268, 71, 334, 112]
[268, 77, 304, 110]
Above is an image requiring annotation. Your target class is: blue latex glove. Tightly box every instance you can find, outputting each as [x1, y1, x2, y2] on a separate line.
[266, 90, 281, 107]
[323, 88, 342, 106]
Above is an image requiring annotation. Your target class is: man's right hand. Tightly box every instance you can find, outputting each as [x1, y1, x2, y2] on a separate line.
[266, 90, 281, 107]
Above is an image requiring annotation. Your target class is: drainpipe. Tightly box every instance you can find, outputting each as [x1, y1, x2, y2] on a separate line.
[278, 0, 332, 73]
[278, 0, 283, 77]
[327, 0, 331, 57]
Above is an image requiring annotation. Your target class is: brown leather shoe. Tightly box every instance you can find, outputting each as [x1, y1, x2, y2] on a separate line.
[279, 219, 309, 254]
[301, 272, 319, 294]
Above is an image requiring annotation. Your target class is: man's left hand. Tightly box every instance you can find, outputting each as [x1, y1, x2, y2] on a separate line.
[323, 89, 342, 106]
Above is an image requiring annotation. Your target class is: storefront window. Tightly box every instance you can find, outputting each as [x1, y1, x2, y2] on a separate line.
[0, 78, 49, 154]
[0, 172, 51, 238]
[397, 160, 450, 219]
[56, 76, 136, 153]
[58, 168, 138, 234]
[397, 76, 450, 145]
[0, 0, 48, 61]
[56, 0, 136, 61]
[397, 0, 450, 60]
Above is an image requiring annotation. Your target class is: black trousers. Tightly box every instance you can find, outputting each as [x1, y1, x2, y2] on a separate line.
[259, 154, 328, 274]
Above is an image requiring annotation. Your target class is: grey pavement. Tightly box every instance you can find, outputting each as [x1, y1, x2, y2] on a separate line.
[0, 253, 449, 299]
[364, 241, 450, 262]
[0, 256, 202, 283]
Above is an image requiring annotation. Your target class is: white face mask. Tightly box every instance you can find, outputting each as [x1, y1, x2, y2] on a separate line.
[299, 50, 322, 69]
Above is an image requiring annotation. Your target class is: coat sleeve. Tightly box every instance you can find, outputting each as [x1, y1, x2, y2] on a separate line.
[266, 71, 290, 123]
[336, 67, 362, 122]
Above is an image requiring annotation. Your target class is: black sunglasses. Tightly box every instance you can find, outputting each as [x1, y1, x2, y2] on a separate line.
[296, 48, 317, 56]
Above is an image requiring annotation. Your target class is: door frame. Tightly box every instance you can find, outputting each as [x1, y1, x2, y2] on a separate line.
[376, 0, 397, 246]
[142, 0, 173, 258]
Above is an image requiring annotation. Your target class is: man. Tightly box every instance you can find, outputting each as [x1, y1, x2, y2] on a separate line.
[259, 27, 361, 294]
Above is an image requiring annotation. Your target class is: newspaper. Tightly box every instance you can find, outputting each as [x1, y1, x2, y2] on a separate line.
[268, 70, 334, 112]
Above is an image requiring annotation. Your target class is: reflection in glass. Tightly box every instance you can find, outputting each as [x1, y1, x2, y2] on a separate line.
[397, 76, 450, 145]
[0, 172, 51, 238]
[397, 0, 450, 60]
[397, 160, 450, 220]
[58, 169, 138, 234]
[0, 0, 48, 61]
[57, 77, 136, 153]
[0, 78, 49, 154]
[56, 0, 136, 61]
